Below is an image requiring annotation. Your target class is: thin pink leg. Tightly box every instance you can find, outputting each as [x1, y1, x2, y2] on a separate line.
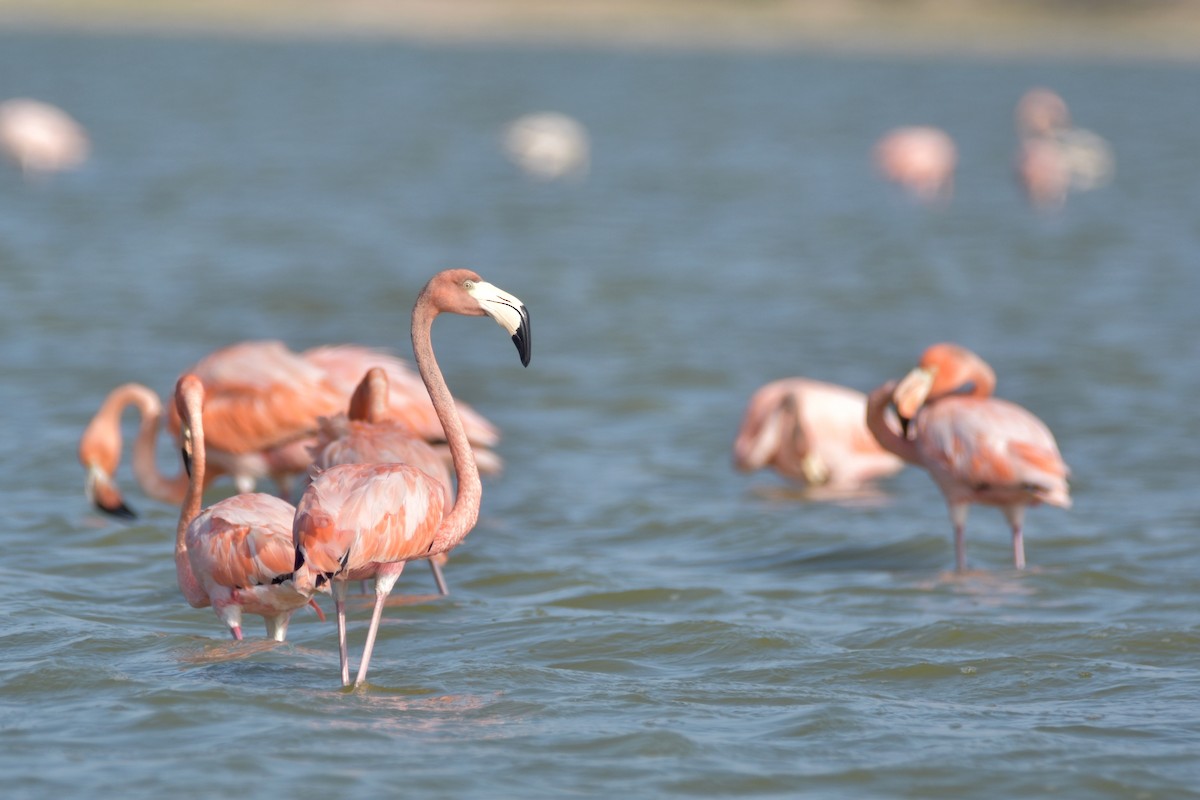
[332, 580, 350, 687]
[428, 559, 449, 596]
[954, 525, 967, 572]
[1012, 525, 1026, 570]
[354, 563, 404, 687]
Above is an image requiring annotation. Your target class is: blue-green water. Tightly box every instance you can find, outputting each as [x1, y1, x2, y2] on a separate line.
[2, 30, 1198, 799]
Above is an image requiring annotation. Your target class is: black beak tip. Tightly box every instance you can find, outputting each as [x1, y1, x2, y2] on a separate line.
[99, 501, 138, 520]
[898, 415, 912, 439]
[512, 310, 531, 367]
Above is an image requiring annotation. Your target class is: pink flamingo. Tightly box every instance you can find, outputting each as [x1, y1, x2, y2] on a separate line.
[734, 378, 904, 489]
[0, 98, 89, 177]
[309, 367, 454, 595]
[866, 343, 1071, 571]
[873, 126, 957, 205]
[78, 341, 501, 517]
[174, 374, 324, 641]
[292, 269, 530, 687]
[1013, 87, 1114, 211]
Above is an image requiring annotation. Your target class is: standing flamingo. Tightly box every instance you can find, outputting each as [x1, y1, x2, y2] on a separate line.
[866, 344, 1070, 571]
[292, 269, 530, 687]
[734, 378, 904, 490]
[309, 367, 454, 595]
[79, 341, 501, 517]
[174, 374, 323, 641]
[873, 126, 957, 206]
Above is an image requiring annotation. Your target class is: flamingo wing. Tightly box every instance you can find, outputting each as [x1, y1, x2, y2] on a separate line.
[916, 397, 1070, 505]
[294, 462, 446, 578]
[186, 493, 299, 588]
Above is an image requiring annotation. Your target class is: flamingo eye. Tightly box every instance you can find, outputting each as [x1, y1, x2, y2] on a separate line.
[463, 279, 475, 289]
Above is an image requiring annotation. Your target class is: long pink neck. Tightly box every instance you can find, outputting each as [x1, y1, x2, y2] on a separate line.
[114, 384, 189, 504]
[175, 395, 209, 608]
[866, 381, 921, 465]
[412, 296, 481, 554]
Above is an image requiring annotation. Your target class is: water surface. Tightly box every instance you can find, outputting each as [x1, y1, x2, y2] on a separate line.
[1, 31, 1198, 799]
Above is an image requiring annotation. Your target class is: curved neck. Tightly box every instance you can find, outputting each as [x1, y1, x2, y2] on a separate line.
[412, 296, 481, 554]
[175, 399, 209, 608]
[115, 385, 189, 504]
[866, 382, 921, 464]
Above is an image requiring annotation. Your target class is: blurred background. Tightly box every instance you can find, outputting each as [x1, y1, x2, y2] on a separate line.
[2, 3, 1199, 799]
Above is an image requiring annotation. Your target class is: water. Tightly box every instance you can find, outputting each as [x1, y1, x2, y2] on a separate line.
[2, 29, 1199, 799]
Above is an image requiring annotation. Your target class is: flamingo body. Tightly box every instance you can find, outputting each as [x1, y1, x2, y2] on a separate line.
[0, 98, 89, 176]
[734, 378, 903, 488]
[873, 126, 957, 205]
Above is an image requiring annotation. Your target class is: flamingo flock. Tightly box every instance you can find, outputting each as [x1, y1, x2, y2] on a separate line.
[70, 87, 1085, 688]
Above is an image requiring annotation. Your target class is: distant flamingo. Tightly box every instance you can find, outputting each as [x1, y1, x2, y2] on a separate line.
[79, 341, 501, 517]
[866, 343, 1071, 571]
[873, 126, 957, 205]
[734, 378, 904, 489]
[502, 112, 590, 181]
[0, 98, 89, 177]
[292, 269, 530, 687]
[174, 374, 323, 641]
[309, 367, 454, 595]
[1014, 87, 1113, 211]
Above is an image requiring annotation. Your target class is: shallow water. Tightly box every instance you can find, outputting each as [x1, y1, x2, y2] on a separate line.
[2, 30, 1199, 799]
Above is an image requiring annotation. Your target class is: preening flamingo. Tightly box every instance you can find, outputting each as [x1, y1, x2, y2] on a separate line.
[873, 126, 957, 206]
[292, 269, 530, 688]
[174, 374, 324, 641]
[79, 341, 501, 517]
[733, 378, 904, 489]
[866, 343, 1071, 571]
[0, 98, 89, 177]
[309, 367, 454, 595]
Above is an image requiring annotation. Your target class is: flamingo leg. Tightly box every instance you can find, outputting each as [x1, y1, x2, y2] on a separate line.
[1005, 505, 1028, 570]
[428, 558, 449, 596]
[332, 579, 350, 687]
[949, 503, 969, 572]
[354, 563, 405, 688]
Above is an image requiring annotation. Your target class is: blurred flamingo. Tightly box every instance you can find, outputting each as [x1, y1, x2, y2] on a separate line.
[79, 340, 501, 517]
[1014, 87, 1113, 211]
[0, 98, 89, 177]
[873, 126, 957, 205]
[866, 343, 1071, 571]
[174, 374, 324, 641]
[502, 112, 589, 181]
[309, 367, 454, 595]
[292, 269, 531, 688]
[734, 378, 904, 490]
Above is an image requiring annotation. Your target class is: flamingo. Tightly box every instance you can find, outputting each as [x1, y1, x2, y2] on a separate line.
[174, 373, 324, 641]
[1013, 87, 1113, 211]
[866, 343, 1071, 571]
[78, 341, 501, 517]
[292, 269, 530, 688]
[0, 98, 89, 177]
[733, 378, 904, 489]
[873, 126, 957, 206]
[502, 112, 590, 181]
[309, 367, 454, 595]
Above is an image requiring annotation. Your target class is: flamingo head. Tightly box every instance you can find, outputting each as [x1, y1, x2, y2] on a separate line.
[174, 374, 205, 477]
[430, 269, 531, 367]
[894, 343, 996, 436]
[79, 409, 137, 519]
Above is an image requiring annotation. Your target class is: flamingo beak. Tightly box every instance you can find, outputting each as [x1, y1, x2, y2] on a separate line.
[85, 463, 137, 519]
[472, 281, 532, 367]
[892, 366, 935, 439]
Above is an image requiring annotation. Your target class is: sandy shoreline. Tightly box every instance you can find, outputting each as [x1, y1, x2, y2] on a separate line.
[2, 0, 1200, 61]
